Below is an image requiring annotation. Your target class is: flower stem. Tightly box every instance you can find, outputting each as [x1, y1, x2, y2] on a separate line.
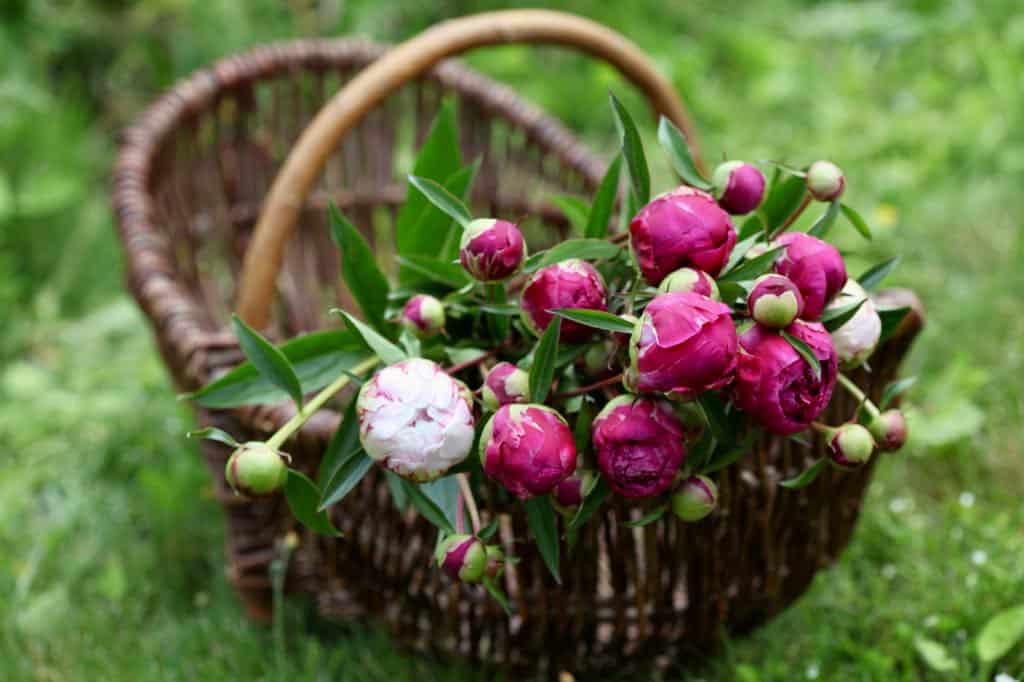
[836, 373, 879, 418]
[457, 473, 481, 534]
[777, 193, 812, 233]
[552, 373, 623, 399]
[266, 356, 379, 451]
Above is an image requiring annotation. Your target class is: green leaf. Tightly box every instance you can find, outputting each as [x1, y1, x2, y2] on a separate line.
[384, 471, 409, 511]
[328, 204, 390, 332]
[807, 200, 840, 239]
[696, 393, 730, 444]
[186, 330, 370, 408]
[702, 437, 754, 474]
[549, 194, 590, 234]
[567, 477, 610, 531]
[285, 470, 341, 536]
[438, 161, 481, 263]
[331, 309, 406, 365]
[782, 330, 821, 381]
[622, 505, 667, 528]
[878, 306, 912, 344]
[318, 448, 373, 510]
[552, 308, 634, 334]
[720, 234, 761, 277]
[977, 604, 1024, 663]
[395, 255, 470, 288]
[485, 283, 510, 343]
[317, 398, 360, 487]
[586, 154, 623, 239]
[523, 239, 621, 273]
[739, 213, 765, 240]
[186, 427, 239, 449]
[686, 431, 716, 473]
[573, 400, 595, 455]
[231, 314, 304, 409]
[408, 174, 472, 228]
[477, 518, 500, 541]
[822, 298, 867, 332]
[779, 458, 826, 489]
[858, 257, 900, 292]
[400, 479, 455, 533]
[524, 496, 560, 583]
[482, 575, 512, 615]
[476, 303, 520, 317]
[913, 637, 959, 673]
[840, 203, 873, 240]
[762, 173, 807, 235]
[718, 246, 783, 282]
[609, 92, 650, 206]
[656, 116, 711, 190]
[880, 377, 916, 410]
[529, 317, 561, 403]
[420, 476, 460, 531]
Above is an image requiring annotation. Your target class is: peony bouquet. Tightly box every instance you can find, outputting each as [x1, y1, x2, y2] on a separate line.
[187, 95, 913, 605]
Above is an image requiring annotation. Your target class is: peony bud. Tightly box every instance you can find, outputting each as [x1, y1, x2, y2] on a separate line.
[748, 274, 804, 328]
[629, 292, 738, 400]
[551, 469, 593, 516]
[437, 534, 487, 582]
[400, 294, 445, 337]
[480, 404, 576, 499]
[806, 160, 846, 202]
[868, 409, 908, 452]
[521, 259, 608, 344]
[772, 232, 848, 320]
[734, 320, 838, 435]
[827, 423, 875, 470]
[481, 362, 529, 411]
[459, 218, 527, 282]
[671, 475, 718, 522]
[827, 280, 881, 369]
[593, 395, 687, 499]
[583, 339, 618, 378]
[712, 161, 766, 215]
[629, 186, 737, 285]
[657, 267, 720, 300]
[225, 442, 288, 497]
[357, 358, 475, 482]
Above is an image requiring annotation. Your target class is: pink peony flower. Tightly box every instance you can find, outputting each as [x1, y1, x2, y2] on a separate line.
[806, 160, 846, 202]
[629, 186, 737, 285]
[629, 291, 738, 400]
[459, 218, 527, 282]
[712, 161, 766, 215]
[748, 273, 804, 329]
[734, 320, 838, 435]
[480, 404, 576, 499]
[869, 409, 908, 452]
[592, 395, 687, 499]
[400, 294, 445, 337]
[772, 232, 848, 320]
[357, 358, 475, 481]
[481, 361, 530, 411]
[657, 267, 720, 299]
[671, 474, 718, 521]
[520, 259, 608, 344]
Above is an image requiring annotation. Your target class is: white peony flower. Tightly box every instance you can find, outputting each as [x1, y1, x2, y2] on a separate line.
[828, 279, 882, 368]
[356, 358, 475, 481]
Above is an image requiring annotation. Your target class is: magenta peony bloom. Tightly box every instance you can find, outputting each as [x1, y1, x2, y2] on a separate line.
[806, 160, 846, 202]
[459, 218, 527, 282]
[868, 409, 908, 452]
[480, 404, 576, 499]
[712, 161, 766, 215]
[521, 259, 608, 344]
[772, 232, 848, 320]
[592, 395, 687, 499]
[400, 294, 445, 337]
[734, 320, 838, 435]
[748, 274, 804, 328]
[437, 534, 487, 582]
[629, 186, 737, 285]
[671, 474, 718, 521]
[657, 267, 719, 299]
[481, 362, 529, 411]
[629, 292, 738, 400]
[827, 423, 875, 470]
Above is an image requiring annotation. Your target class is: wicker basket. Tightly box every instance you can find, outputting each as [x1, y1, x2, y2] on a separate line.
[113, 11, 923, 675]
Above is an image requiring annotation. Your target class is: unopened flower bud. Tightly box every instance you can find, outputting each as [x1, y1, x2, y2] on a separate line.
[551, 469, 594, 516]
[437, 534, 487, 582]
[480, 404, 577, 499]
[521, 259, 608, 344]
[401, 294, 445, 337]
[671, 475, 718, 521]
[748, 274, 804, 328]
[583, 339, 618, 378]
[481, 362, 529, 411]
[225, 442, 288, 497]
[712, 161, 766, 215]
[868, 409, 908, 452]
[806, 160, 846, 202]
[772, 232, 848, 320]
[657, 267, 720, 299]
[459, 218, 527, 282]
[827, 280, 881, 369]
[828, 423, 875, 470]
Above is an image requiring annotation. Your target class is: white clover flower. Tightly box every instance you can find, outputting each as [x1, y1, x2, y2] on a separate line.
[357, 358, 475, 482]
[828, 279, 882, 369]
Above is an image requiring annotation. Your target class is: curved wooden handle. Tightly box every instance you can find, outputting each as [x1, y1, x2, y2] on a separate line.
[236, 9, 700, 328]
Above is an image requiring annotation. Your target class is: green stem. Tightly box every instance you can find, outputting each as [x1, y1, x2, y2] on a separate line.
[266, 356, 379, 450]
[836, 373, 879, 419]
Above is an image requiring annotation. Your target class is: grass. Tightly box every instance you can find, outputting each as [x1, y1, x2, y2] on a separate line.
[2, 0, 1023, 679]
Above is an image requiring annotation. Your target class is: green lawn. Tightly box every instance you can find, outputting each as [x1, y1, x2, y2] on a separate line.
[2, 0, 1023, 679]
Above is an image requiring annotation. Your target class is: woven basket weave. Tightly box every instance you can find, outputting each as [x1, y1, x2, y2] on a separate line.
[113, 12, 923, 675]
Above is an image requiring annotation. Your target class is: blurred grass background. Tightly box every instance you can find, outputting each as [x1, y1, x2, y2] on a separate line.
[2, 0, 1023, 679]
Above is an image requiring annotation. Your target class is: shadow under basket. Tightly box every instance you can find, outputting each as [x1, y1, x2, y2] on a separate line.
[113, 37, 923, 676]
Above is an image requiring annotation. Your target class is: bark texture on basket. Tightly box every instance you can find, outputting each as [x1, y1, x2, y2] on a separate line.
[112, 30, 924, 678]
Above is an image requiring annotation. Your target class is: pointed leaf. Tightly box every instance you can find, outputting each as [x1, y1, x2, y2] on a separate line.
[840, 203, 873, 240]
[400, 479, 455, 533]
[701, 436, 754, 474]
[420, 476, 460, 530]
[807, 200, 840, 239]
[609, 92, 650, 206]
[567, 477, 610, 531]
[285, 470, 341, 536]
[914, 637, 958, 673]
[763, 173, 808, 236]
[529, 317, 561, 403]
[573, 400, 595, 455]
[880, 377, 916, 410]
[657, 116, 711, 190]
[739, 213, 766, 240]
[331, 309, 406, 365]
[782, 330, 821, 381]
[231, 314, 303, 409]
[586, 154, 623, 239]
[858, 257, 900, 292]
[186, 427, 240, 449]
[718, 246, 783, 283]
[328, 204, 390, 332]
[396, 255, 470, 288]
[549, 194, 590, 234]
[622, 505, 667, 528]
[317, 398, 360, 487]
[408, 174, 472, 228]
[779, 458, 826, 489]
[696, 392, 730, 443]
[439, 161, 481, 262]
[319, 448, 373, 510]
[977, 604, 1024, 663]
[482, 575, 512, 616]
[384, 470, 409, 511]
[822, 298, 867, 332]
[720, 234, 761, 277]
[477, 518, 500, 541]
[523, 239, 621, 273]
[524, 496, 560, 583]
[552, 309, 634, 334]
[878, 306, 912, 344]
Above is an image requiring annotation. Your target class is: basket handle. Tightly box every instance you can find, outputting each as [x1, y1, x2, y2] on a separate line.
[236, 9, 701, 328]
